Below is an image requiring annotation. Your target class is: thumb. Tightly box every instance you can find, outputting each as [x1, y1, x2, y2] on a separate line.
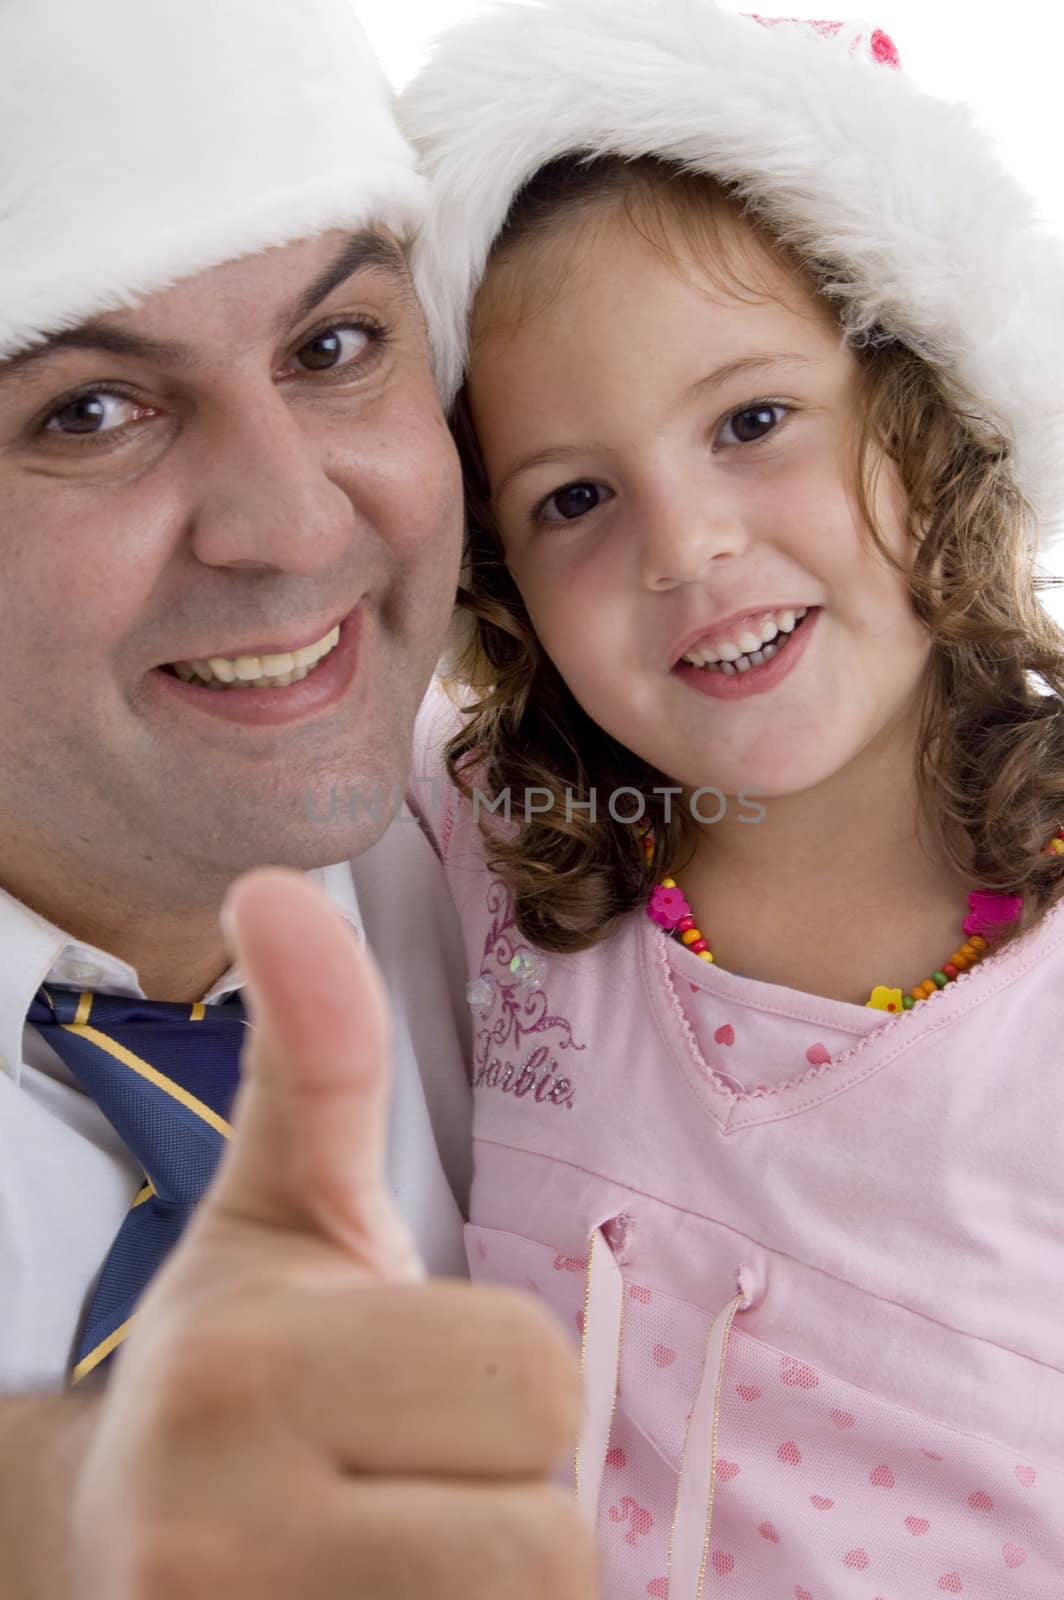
[204, 867, 424, 1283]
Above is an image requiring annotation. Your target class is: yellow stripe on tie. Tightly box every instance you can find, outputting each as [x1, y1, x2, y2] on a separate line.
[74, 991, 93, 1027]
[71, 1314, 137, 1386]
[190, 1002, 206, 1022]
[59, 1024, 233, 1140]
[131, 1180, 155, 1209]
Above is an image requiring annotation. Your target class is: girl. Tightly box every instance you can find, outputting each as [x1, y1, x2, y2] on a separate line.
[402, 5, 1064, 1596]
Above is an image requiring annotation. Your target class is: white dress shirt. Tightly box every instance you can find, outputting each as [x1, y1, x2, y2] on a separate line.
[0, 815, 472, 1390]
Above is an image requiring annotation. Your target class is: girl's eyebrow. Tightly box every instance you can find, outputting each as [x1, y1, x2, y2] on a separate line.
[494, 444, 591, 506]
[493, 352, 819, 502]
[688, 351, 819, 396]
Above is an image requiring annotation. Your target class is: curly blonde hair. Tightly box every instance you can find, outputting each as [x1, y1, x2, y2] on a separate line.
[446, 155, 1064, 953]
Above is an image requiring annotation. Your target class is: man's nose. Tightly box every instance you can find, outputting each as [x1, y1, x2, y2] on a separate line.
[638, 480, 749, 592]
[187, 393, 357, 575]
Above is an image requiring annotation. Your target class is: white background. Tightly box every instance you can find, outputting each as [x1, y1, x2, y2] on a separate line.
[356, 0, 1064, 618]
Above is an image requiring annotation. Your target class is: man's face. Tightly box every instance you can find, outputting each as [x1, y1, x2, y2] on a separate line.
[0, 230, 462, 901]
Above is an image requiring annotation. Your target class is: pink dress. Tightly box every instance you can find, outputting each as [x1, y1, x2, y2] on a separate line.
[414, 699, 1064, 1598]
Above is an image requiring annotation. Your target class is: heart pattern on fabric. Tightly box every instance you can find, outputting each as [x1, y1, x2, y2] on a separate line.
[758, 1522, 781, 1544]
[806, 1041, 832, 1065]
[781, 1358, 819, 1389]
[714, 1023, 735, 1046]
[711, 1551, 736, 1576]
[905, 1516, 930, 1536]
[716, 1460, 741, 1482]
[1003, 1543, 1028, 1569]
[777, 1440, 802, 1466]
[870, 1463, 896, 1488]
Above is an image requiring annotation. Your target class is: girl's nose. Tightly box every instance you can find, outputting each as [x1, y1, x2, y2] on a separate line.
[638, 485, 749, 591]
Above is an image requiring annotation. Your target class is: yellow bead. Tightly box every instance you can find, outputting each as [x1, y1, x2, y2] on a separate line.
[969, 935, 987, 951]
[698, 950, 715, 963]
[662, 877, 677, 889]
[1050, 838, 1064, 855]
[681, 929, 700, 946]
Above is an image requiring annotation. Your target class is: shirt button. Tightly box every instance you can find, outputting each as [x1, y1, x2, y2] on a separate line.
[58, 961, 102, 986]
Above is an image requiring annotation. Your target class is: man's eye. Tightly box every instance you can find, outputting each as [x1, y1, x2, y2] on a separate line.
[43, 392, 144, 437]
[539, 481, 613, 523]
[717, 402, 789, 446]
[292, 324, 375, 373]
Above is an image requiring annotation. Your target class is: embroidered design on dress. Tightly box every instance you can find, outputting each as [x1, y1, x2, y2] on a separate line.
[470, 880, 586, 1107]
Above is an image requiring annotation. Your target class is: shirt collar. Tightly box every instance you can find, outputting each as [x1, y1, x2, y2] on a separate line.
[0, 861, 364, 1088]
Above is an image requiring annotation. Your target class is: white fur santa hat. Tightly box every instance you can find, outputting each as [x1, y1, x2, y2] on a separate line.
[401, 0, 1064, 545]
[0, 0, 424, 358]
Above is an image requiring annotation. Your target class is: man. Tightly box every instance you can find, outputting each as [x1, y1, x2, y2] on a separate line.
[0, 1, 594, 1595]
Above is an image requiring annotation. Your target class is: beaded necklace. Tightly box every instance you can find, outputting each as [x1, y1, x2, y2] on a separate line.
[646, 827, 1064, 1011]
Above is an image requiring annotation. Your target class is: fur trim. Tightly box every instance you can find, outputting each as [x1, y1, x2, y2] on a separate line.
[401, 0, 1064, 545]
[0, 0, 424, 357]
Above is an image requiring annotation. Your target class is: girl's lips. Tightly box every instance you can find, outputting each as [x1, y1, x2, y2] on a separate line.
[674, 606, 819, 700]
[149, 608, 362, 727]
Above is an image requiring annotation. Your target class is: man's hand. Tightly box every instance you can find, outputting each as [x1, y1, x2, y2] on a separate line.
[70, 869, 595, 1599]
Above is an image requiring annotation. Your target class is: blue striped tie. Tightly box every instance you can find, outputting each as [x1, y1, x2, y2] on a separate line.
[27, 985, 246, 1383]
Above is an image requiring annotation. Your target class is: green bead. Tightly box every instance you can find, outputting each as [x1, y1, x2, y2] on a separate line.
[902, 994, 916, 1009]
[932, 971, 949, 988]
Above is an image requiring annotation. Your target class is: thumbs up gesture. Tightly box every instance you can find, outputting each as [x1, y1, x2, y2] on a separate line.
[71, 870, 597, 1599]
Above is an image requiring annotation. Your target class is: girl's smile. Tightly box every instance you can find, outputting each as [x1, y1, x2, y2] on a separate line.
[467, 202, 932, 801]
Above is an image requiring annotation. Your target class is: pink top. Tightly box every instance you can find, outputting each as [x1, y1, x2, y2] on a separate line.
[415, 696, 1064, 1599]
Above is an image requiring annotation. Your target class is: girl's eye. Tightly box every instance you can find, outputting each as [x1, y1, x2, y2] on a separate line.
[43, 391, 148, 437]
[538, 481, 613, 523]
[717, 402, 789, 446]
[292, 323, 375, 373]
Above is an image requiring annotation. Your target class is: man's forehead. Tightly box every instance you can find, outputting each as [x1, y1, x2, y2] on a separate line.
[0, 229, 413, 386]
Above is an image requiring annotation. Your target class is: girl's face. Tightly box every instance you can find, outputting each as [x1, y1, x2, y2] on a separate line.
[466, 202, 932, 800]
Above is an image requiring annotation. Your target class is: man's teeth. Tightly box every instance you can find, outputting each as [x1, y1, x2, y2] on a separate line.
[170, 624, 341, 689]
[682, 607, 808, 672]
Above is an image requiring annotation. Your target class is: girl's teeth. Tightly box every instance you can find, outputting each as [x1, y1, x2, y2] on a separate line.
[207, 656, 236, 683]
[680, 606, 812, 671]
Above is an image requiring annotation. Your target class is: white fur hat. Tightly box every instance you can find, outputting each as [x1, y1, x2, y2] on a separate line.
[401, 0, 1064, 544]
[1, 0, 424, 358]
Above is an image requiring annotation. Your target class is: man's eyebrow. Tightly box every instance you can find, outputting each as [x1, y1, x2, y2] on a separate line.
[291, 229, 413, 323]
[0, 326, 185, 385]
[0, 230, 413, 389]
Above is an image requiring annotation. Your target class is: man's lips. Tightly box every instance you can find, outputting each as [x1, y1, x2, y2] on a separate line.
[160, 607, 355, 673]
